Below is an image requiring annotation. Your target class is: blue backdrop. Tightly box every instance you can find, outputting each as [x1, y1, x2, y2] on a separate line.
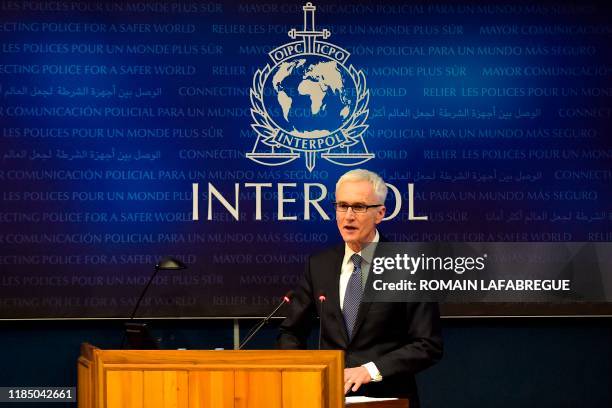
[1, 1, 611, 318]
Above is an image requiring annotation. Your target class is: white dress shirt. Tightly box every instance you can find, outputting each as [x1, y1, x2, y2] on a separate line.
[339, 230, 383, 382]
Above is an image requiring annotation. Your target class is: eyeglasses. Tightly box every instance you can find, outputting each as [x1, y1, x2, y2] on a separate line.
[333, 202, 383, 213]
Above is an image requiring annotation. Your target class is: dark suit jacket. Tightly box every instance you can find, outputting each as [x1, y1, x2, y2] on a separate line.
[277, 241, 443, 407]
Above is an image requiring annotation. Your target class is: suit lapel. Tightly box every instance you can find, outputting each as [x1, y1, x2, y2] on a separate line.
[349, 236, 388, 343]
[326, 244, 349, 347]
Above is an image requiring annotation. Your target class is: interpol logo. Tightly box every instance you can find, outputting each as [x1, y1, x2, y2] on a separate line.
[247, 2, 374, 172]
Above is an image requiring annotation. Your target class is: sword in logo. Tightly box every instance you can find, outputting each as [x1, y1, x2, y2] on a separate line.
[288, 2, 330, 51]
[247, 2, 374, 171]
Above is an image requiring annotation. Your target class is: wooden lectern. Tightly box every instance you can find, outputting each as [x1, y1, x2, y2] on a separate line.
[78, 343, 408, 408]
[78, 343, 344, 408]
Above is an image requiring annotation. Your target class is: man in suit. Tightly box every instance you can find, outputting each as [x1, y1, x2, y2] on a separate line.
[278, 169, 443, 407]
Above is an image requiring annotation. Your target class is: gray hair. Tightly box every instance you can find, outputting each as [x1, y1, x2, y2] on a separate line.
[335, 169, 388, 203]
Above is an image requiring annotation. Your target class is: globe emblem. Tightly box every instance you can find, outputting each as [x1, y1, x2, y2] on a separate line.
[263, 55, 357, 138]
[247, 2, 375, 171]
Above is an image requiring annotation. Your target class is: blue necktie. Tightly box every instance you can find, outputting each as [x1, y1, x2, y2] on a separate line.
[343, 253, 363, 340]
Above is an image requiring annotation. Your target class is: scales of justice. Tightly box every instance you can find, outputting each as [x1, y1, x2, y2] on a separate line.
[247, 2, 375, 171]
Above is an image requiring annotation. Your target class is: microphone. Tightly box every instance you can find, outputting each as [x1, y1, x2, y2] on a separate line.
[317, 292, 326, 350]
[239, 291, 294, 350]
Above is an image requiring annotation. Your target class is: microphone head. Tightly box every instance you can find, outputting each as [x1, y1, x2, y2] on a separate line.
[318, 292, 326, 302]
[283, 290, 295, 304]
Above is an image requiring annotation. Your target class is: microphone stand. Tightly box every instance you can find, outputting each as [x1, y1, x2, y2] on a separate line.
[239, 292, 293, 350]
[318, 293, 326, 350]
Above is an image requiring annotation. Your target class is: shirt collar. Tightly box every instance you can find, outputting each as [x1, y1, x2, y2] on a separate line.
[343, 230, 380, 265]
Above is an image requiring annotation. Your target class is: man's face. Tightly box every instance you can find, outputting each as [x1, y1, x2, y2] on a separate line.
[335, 180, 386, 251]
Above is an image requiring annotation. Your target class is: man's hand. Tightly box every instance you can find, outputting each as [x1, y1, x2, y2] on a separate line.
[344, 366, 372, 394]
